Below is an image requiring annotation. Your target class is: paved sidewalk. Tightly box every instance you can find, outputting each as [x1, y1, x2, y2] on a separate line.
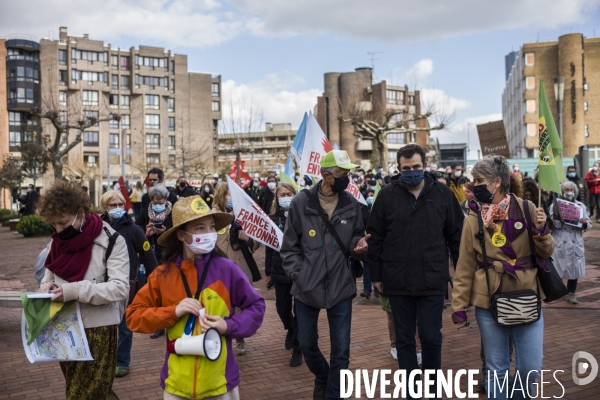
[1, 227, 599, 399]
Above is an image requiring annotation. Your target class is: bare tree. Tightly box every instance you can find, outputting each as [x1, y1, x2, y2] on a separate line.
[338, 89, 454, 168]
[219, 93, 263, 184]
[174, 115, 214, 183]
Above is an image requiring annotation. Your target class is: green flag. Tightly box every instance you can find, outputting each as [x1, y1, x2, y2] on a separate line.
[373, 181, 382, 203]
[20, 294, 75, 345]
[279, 170, 299, 192]
[538, 79, 566, 194]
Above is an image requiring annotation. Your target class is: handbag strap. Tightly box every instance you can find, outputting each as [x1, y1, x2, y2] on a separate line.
[476, 207, 493, 306]
[522, 199, 540, 269]
[303, 189, 351, 259]
[179, 258, 212, 300]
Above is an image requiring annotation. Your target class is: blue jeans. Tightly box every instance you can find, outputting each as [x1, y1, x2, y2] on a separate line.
[388, 295, 444, 399]
[363, 262, 372, 293]
[295, 297, 352, 400]
[476, 307, 544, 400]
[117, 315, 133, 367]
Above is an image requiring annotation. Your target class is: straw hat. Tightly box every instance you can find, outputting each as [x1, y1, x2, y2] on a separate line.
[157, 196, 233, 247]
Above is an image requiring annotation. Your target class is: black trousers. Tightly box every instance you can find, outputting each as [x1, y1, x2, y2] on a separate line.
[274, 282, 300, 352]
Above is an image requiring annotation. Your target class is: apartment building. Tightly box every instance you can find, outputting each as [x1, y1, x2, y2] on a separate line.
[314, 67, 434, 170]
[1, 27, 221, 205]
[503, 33, 600, 159]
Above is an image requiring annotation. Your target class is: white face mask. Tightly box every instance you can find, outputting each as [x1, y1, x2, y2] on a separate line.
[267, 182, 277, 190]
[183, 232, 218, 255]
[454, 171, 462, 178]
[278, 197, 292, 210]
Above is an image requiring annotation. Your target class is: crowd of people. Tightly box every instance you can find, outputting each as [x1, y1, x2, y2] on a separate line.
[25, 145, 598, 400]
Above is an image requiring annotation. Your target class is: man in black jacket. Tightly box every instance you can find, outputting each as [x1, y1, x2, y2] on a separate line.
[19, 184, 38, 216]
[257, 175, 278, 214]
[367, 144, 463, 399]
[171, 176, 196, 200]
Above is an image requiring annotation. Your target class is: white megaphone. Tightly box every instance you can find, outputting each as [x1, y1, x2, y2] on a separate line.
[173, 328, 222, 361]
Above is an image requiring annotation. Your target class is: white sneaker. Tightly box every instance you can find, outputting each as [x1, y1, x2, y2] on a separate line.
[417, 352, 422, 366]
[390, 348, 398, 360]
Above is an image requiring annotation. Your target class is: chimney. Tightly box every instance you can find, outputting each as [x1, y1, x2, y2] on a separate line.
[59, 27, 68, 41]
[83, 34, 89, 39]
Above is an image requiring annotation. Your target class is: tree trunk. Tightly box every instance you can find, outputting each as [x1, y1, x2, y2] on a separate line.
[380, 140, 389, 170]
[53, 158, 64, 180]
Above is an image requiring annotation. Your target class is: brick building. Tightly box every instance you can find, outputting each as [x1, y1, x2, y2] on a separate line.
[1, 27, 221, 206]
[503, 33, 600, 159]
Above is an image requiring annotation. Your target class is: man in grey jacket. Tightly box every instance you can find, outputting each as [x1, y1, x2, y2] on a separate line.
[281, 150, 369, 400]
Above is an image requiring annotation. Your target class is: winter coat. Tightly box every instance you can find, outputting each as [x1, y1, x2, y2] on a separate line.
[265, 211, 292, 284]
[135, 206, 173, 264]
[171, 185, 197, 200]
[452, 196, 555, 311]
[549, 200, 591, 280]
[19, 190, 38, 216]
[585, 171, 600, 195]
[366, 173, 463, 296]
[257, 187, 276, 214]
[126, 254, 265, 400]
[568, 175, 589, 207]
[102, 213, 158, 280]
[41, 222, 130, 328]
[280, 183, 364, 309]
[213, 205, 260, 283]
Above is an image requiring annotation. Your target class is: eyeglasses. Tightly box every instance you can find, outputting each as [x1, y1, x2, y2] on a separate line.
[107, 203, 125, 209]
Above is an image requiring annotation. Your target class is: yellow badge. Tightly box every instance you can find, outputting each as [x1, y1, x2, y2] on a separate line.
[143, 241, 151, 251]
[579, 184, 584, 188]
[514, 222, 523, 230]
[309, 230, 316, 237]
[491, 232, 507, 247]
[218, 227, 227, 235]
[190, 198, 209, 214]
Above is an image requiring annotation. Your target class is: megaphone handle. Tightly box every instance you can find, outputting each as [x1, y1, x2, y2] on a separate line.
[184, 314, 196, 336]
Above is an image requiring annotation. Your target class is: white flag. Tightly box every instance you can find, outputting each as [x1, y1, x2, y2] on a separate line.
[226, 176, 284, 251]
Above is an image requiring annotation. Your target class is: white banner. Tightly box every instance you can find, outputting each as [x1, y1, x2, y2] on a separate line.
[226, 176, 284, 251]
[299, 114, 367, 206]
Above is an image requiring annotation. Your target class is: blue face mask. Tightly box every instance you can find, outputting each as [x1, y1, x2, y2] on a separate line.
[204, 187, 210, 193]
[108, 208, 126, 219]
[152, 204, 166, 213]
[226, 198, 233, 210]
[366, 196, 374, 205]
[567, 172, 576, 178]
[401, 169, 425, 187]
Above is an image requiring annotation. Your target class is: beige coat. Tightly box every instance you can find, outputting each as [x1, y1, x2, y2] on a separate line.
[452, 197, 555, 311]
[41, 222, 130, 328]
[213, 205, 260, 283]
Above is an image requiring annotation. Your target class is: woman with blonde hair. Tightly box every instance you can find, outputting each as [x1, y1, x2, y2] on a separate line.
[131, 181, 144, 220]
[99, 190, 158, 377]
[38, 181, 130, 399]
[213, 183, 260, 355]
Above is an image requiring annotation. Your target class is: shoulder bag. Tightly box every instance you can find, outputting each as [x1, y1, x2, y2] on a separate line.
[476, 208, 541, 326]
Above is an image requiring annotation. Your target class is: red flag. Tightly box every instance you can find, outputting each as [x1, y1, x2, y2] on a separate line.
[117, 177, 132, 210]
[228, 164, 252, 189]
[143, 177, 150, 192]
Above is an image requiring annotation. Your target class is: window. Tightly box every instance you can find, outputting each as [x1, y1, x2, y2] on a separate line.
[7, 48, 38, 61]
[84, 155, 98, 167]
[584, 101, 589, 111]
[71, 49, 106, 63]
[135, 55, 168, 70]
[388, 151, 397, 162]
[9, 88, 35, 103]
[169, 154, 176, 168]
[584, 83, 589, 91]
[84, 111, 99, 126]
[59, 70, 67, 85]
[83, 131, 99, 146]
[121, 115, 130, 128]
[147, 154, 161, 166]
[410, 132, 416, 143]
[526, 99, 536, 113]
[524, 53, 535, 66]
[408, 95, 415, 106]
[72, 70, 108, 83]
[9, 112, 21, 125]
[386, 90, 404, 105]
[120, 95, 130, 109]
[145, 95, 160, 110]
[126, 134, 131, 149]
[9, 131, 21, 150]
[120, 56, 129, 71]
[112, 74, 118, 89]
[109, 94, 119, 107]
[120, 75, 130, 89]
[527, 123, 538, 137]
[171, 79, 175, 93]
[145, 114, 160, 129]
[169, 117, 175, 131]
[171, 60, 174, 74]
[585, 125, 589, 137]
[387, 133, 406, 144]
[110, 133, 120, 148]
[168, 136, 176, 150]
[111, 55, 118, 69]
[59, 91, 67, 107]
[82, 90, 99, 106]
[168, 98, 175, 112]
[109, 115, 119, 129]
[212, 101, 220, 111]
[146, 134, 160, 149]
[136, 75, 168, 88]
[525, 76, 536, 90]
[59, 49, 67, 65]
[212, 83, 220, 97]
[59, 111, 68, 125]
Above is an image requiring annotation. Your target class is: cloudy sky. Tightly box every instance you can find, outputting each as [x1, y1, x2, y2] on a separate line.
[3, 0, 600, 158]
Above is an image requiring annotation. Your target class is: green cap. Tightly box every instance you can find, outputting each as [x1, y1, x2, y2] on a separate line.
[320, 150, 360, 170]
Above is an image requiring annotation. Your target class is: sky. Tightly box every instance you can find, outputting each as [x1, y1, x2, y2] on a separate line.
[2, 0, 600, 158]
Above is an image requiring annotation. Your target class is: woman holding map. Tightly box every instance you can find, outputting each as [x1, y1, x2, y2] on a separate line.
[37, 180, 130, 399]
[549, 180, 592, 304]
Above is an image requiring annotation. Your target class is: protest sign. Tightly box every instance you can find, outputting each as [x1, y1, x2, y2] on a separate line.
[476, 120, 510, 157]
[556, 198, 584, 228]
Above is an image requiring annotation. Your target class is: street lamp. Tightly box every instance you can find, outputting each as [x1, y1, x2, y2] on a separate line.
[553, 77, 565, 143]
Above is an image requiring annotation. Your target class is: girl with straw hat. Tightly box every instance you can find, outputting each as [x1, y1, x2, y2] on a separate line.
[127, 196, 266, 400]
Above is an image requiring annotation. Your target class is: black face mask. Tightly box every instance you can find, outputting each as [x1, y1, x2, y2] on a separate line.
[54, 215, 82, 240]
[473, 184, 496, 204]
[179, 182, 186, 188]
[331, 175, 350, 194]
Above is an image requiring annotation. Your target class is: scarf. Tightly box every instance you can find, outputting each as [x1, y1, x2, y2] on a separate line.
[147, 201, 172, 222]
[480, 194, 511, 228]
[44, 212, 104, 282]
